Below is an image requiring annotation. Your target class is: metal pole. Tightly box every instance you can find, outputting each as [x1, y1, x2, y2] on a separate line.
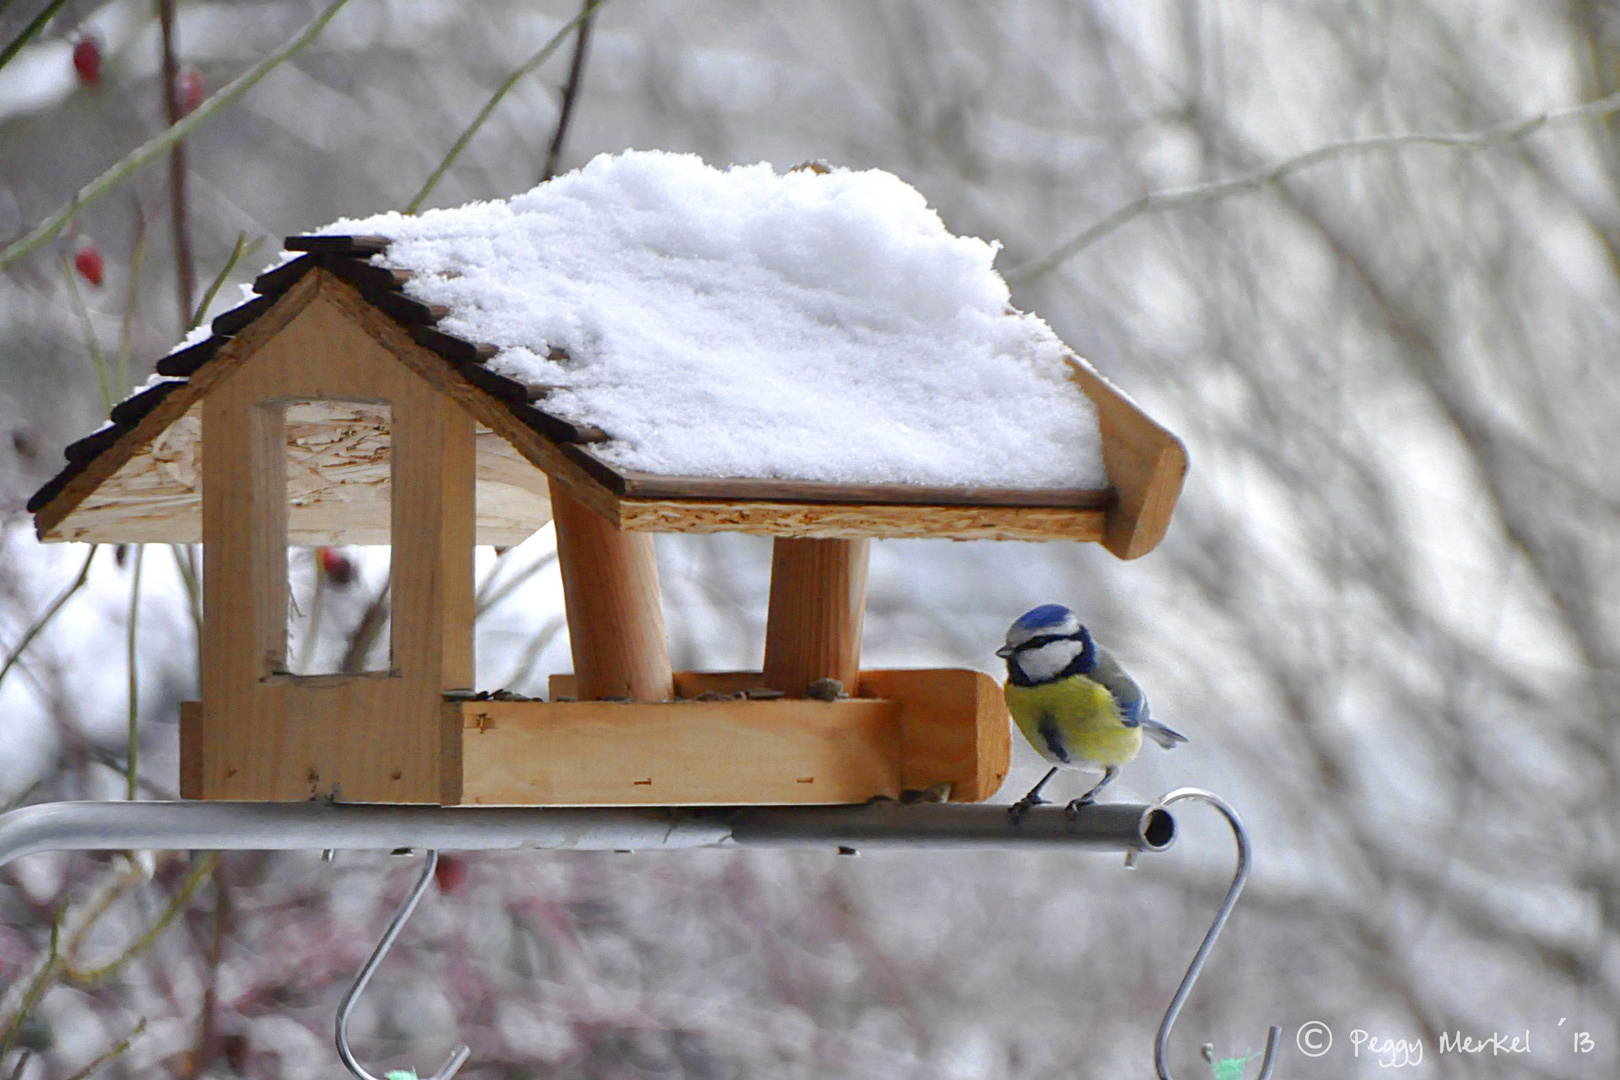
[730, 800, 1175, 851]
[0, 800, 1174, 867]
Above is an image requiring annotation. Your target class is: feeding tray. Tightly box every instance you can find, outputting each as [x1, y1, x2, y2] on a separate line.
[454, 669, 1006, 806]
[29, 155, 1186, 807]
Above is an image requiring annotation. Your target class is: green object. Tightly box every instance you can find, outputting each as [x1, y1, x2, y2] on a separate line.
[384, 1072, 419, 1080]
[1211, 1051, 1260, 1080]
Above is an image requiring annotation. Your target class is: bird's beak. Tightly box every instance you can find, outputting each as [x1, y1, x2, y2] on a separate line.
[994, 644, 1016, 659]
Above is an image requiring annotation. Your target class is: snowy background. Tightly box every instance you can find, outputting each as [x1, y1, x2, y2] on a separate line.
[1, 2, 1617, 1079]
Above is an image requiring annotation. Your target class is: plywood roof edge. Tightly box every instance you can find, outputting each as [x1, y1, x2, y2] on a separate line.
[605, 464, 1118, 510]
[1064, 355, 1188, 559]
[615, 497, 1109, 541]
[32, 273, 325, 540]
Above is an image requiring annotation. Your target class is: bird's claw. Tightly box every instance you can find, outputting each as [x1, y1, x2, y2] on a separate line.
[1008, 795, 1045, 824]
[1064, 796, 1096, 820]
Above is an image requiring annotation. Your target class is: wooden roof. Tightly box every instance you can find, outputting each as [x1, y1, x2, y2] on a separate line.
[30, 235, 1187, 555]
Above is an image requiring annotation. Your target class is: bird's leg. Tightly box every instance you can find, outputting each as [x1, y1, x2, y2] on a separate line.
[1065, 765, 1119, 818]
[1009, 767, 1059, 823]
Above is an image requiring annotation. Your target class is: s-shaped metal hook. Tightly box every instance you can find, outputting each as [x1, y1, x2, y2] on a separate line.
[335, 850, 471, 1080]
[1154, 788, 1280, 1080]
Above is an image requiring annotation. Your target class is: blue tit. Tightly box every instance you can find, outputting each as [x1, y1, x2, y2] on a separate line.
[996, 603, 1187, 819]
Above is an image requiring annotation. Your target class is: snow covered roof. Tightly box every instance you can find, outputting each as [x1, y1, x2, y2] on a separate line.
[319, 152, 1105, 490]
[31, 153, 1187, 555]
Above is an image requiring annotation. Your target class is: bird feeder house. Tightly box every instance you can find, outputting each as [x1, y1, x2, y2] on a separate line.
[28, 155, 1187, 810]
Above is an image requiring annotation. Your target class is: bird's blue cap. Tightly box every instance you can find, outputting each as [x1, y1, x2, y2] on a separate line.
[1011, 603, 1076, 633]
[1002, 604, 1084, 654]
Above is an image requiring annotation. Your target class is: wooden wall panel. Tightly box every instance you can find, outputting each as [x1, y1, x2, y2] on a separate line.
[459, 697, 902, 805]
[195, 283, 473, 803]
[857, 668, 1010, 803]
[530, 668, 1009, 804]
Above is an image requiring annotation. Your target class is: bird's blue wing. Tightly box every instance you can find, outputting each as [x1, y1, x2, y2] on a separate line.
[1088, 645, 1147, 726]
[1091, 645, 1187, 748]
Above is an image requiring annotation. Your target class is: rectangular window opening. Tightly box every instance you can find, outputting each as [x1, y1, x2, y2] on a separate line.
[283, 399, 393, 676]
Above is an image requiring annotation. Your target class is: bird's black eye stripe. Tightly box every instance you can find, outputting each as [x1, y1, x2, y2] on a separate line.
[1010, 633, 1077, 652]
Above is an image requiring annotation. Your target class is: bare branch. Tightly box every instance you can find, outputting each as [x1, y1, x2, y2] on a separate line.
[541, 0, 600, 182]
[406, 0, 610, 213]
[0, 546, 98, 697]
[65, 852, 219, 988]
[0, 0, 72, 75]
[124, 545, 144, 801]
[190, 233, 262, 329]
[339, 571, 391, 673]
[58, 255, 113, 409]
[159, 0, 196, 327]
[0, 913, 60, 1059]
[58, 1017, 146, 1080]
[1006, 88, 1620, 284]
[0, 0, 355, 271]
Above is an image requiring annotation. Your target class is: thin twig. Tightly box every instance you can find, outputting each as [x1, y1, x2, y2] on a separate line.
[295, 553, 326, 673]
[167, 543, 203, 723]
[0, 545, 97, 696]
[1005, 88, 1620, 284]
[473, 544, 521, 609]
[477, 550, 558, 618]
[340, 570, 391, 673]
[116, 204, 148, 398]
[60, 255, 113, 410]
[125, 544, 145, 801]
[0, 0, 355, 270]
[158, 0, 195, 326]
[541, 0, 599, 182]
[183, 856, 229, 1080]
[505, 613, 567, 691]
[406, 0, 610, 212]
[65, 852, 219, 987]
[0, 0, 72, 74]
[0, 913, 61, 1059]
[59, 1017, 147, 1080]
[2, 782, 39, 814]
[61, 871, 140, 967]
[191, 232, 261, 329]
[170, 544, 202, 644]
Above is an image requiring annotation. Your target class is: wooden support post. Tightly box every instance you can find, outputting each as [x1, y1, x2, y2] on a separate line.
[549, 478, 674, 701]
[763, 537, 870, 697]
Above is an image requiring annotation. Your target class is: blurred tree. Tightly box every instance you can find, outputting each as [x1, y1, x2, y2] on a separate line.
[0, 2, 1615, 1078]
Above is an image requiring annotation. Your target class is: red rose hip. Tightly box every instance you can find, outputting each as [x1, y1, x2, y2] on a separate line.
[317, 546, 356, 586]
[176, 65, 204, 116]
[72, 36, 101, 85]
[74, 242, 104, 287]
[434, 854, 468, 894]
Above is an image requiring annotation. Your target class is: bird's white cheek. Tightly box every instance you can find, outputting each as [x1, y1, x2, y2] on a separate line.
[1018, 641, 1082, 682]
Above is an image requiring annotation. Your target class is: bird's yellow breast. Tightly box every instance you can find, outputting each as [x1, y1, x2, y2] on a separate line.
[1005, 675, 1143, 767]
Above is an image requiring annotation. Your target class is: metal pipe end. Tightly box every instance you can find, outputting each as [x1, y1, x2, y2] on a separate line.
[1141, 806, 1176, 851]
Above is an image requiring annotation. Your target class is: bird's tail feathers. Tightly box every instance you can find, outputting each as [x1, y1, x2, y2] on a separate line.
[1142, 718, 1188, 750]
